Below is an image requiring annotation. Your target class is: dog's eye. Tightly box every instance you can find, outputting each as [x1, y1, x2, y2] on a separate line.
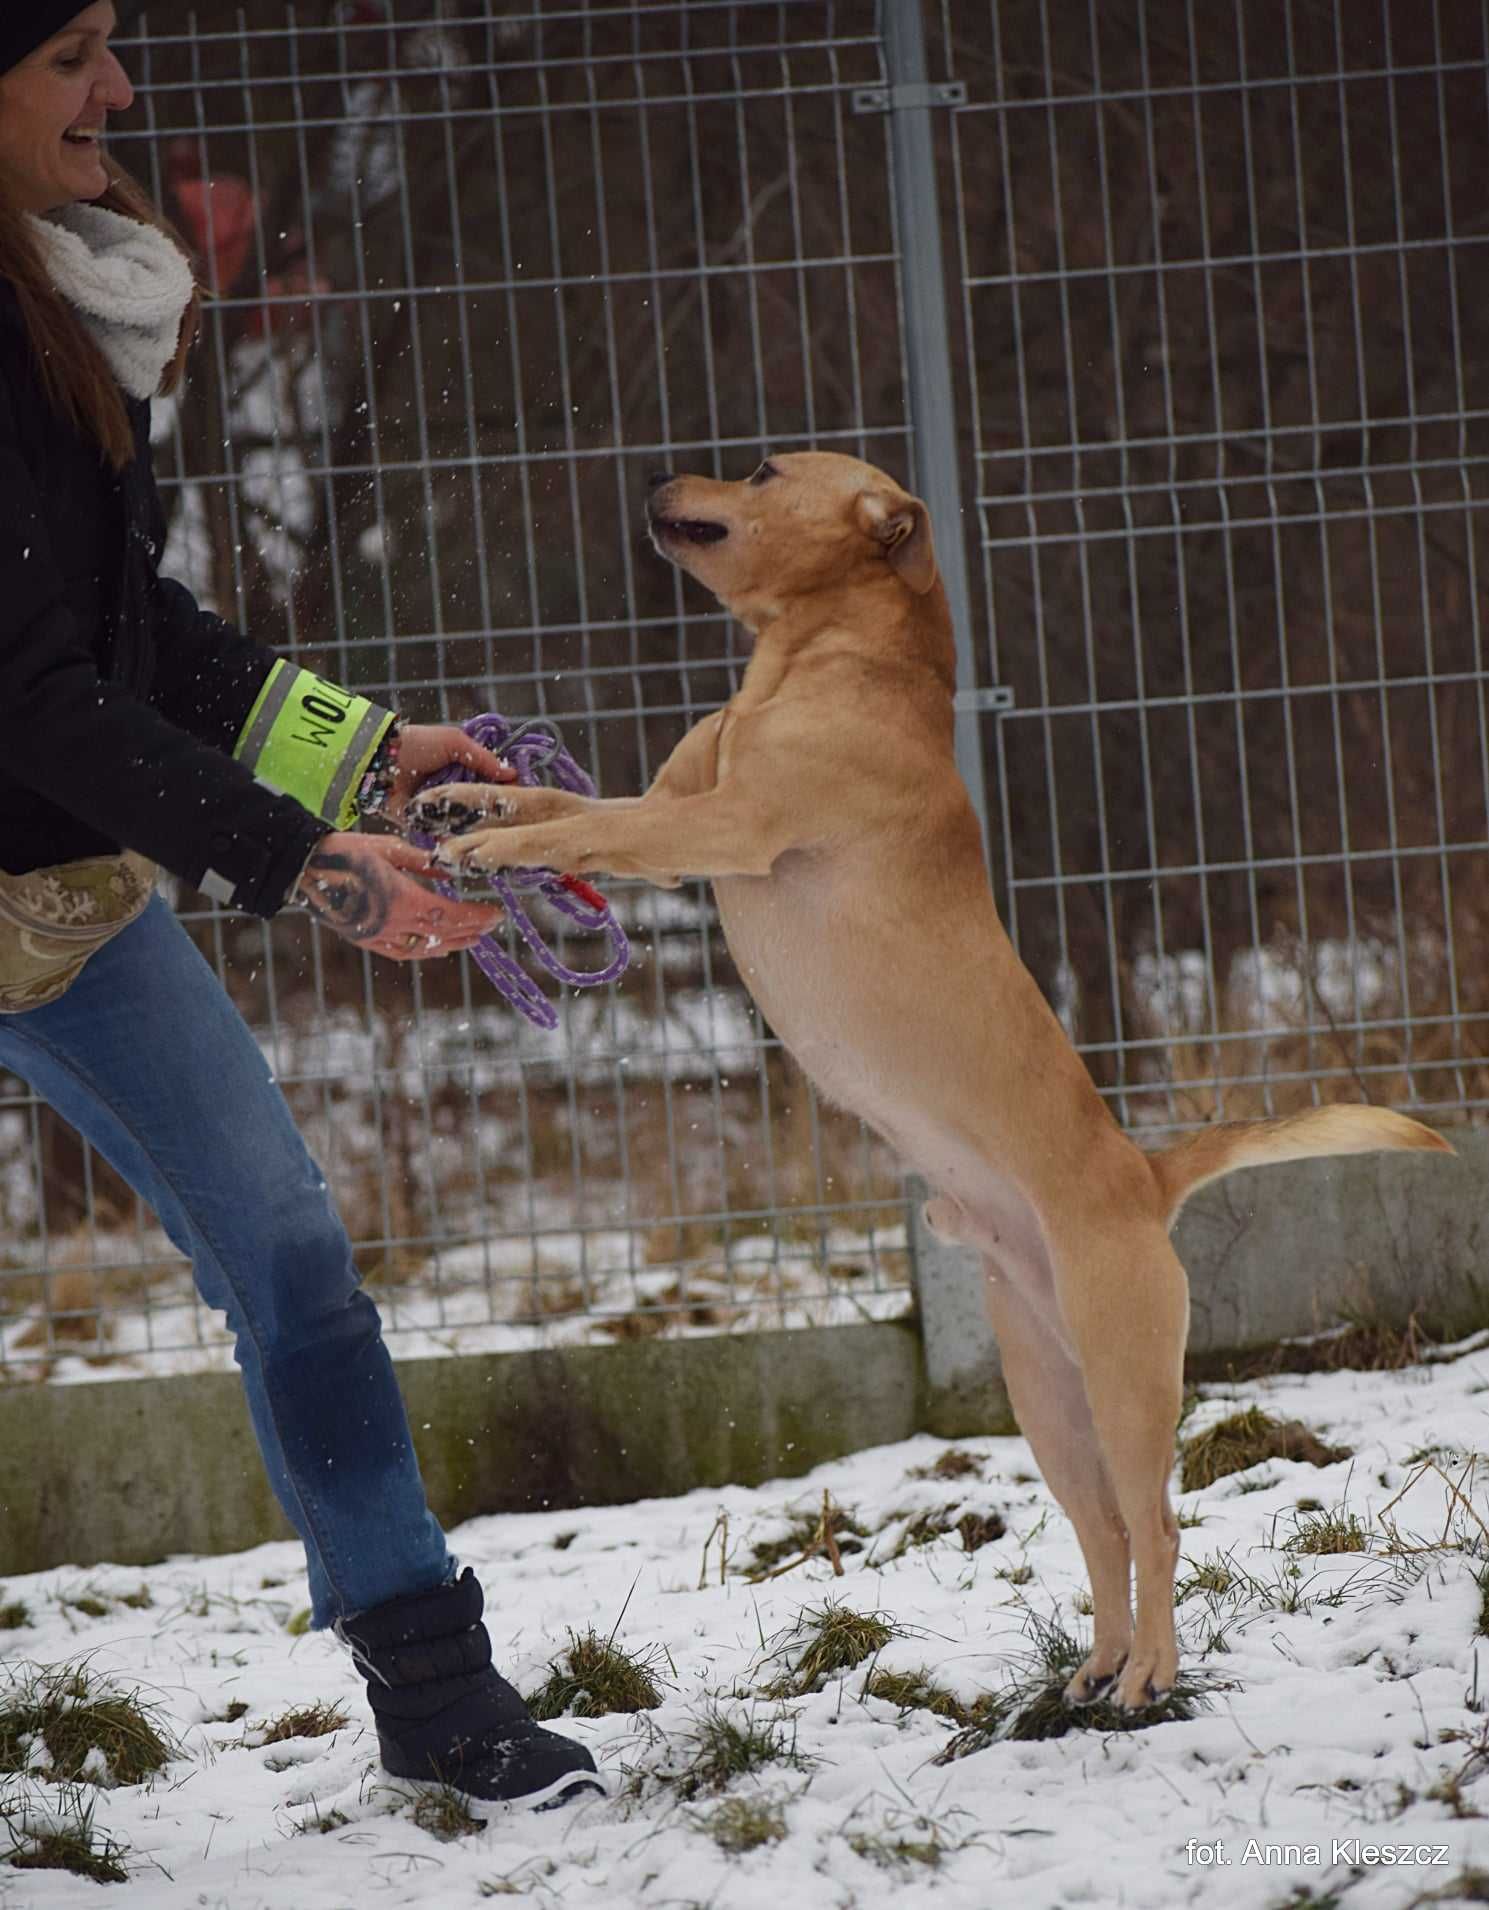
[748, 461, 779, 485]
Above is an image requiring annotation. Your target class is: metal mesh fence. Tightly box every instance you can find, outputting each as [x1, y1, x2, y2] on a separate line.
[0, 0, 915, 1377]
[939, 0, 1489, 1134]
[3, 0, 1486, 1380]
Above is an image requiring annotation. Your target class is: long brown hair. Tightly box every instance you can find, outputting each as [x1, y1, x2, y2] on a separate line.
[0, 157, 201, 469]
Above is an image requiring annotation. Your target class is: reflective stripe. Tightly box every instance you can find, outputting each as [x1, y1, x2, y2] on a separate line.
[322, 703, 390, 830]
[235, 663, 298, 778]
[233, 660, 394, 829]
[200, 869, 235, 904]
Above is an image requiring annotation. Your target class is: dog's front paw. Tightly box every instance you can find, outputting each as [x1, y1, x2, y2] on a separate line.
[433, 826, 524, 875]
[407, 787, 517, 838]
[1111, 1650, 1176, 1713]
[1063, 1639, 1132, 1708]
[1063, 1661, 1121, 1707]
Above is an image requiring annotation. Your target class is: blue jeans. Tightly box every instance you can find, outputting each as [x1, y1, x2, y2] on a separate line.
[0, 895, 452, 1626]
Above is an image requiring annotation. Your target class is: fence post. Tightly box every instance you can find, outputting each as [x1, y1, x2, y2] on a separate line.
[876, 5, 1008, 1433]
[874, 0, 992, 868]
[905, 1176, 1011, 1436]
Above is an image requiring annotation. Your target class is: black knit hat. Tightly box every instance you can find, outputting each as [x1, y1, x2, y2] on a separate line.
[0, 5, 106, 79]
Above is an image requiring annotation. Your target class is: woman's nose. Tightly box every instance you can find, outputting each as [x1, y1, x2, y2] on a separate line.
[99, 50, 135, 115]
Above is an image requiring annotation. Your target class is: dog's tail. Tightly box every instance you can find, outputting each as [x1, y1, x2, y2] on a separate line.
[1150, 1105, 1453, 1225]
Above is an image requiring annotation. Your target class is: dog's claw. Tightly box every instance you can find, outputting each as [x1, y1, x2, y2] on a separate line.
[410, 793, 480, 837]
[1064, 1672, 1116, 1708]
[1063, 1655, 1126, 1707]
[1113, 1671, 1172, 1712]
[410, 790, 515, 837]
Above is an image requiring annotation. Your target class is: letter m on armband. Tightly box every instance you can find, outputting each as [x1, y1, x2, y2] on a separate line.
[233, 661, 394, 829]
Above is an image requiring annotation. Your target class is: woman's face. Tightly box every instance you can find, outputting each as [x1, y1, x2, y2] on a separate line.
[0, 4, 134, 215]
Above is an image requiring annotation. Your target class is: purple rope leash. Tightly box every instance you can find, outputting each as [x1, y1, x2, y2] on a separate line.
[409, 712, 630, 1032]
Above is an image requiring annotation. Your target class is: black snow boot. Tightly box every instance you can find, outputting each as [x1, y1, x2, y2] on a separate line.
[340, 1567, 604, 1811]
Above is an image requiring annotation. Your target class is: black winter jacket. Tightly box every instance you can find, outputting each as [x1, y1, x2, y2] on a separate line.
[0, 280, 330, 915]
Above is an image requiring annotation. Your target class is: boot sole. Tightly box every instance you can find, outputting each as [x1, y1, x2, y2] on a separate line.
[389, 1767, 608, 1816]
[530, 1773, 608, 1813]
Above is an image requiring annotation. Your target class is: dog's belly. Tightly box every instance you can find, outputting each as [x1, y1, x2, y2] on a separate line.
[713, 868, 904, 1118]
[712, 862, 1054, 1292]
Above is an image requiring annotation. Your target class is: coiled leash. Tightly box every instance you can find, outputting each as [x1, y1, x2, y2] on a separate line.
[408, 712, 630, 1032]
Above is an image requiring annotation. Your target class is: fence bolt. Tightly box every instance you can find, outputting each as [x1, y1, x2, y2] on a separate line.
[851, 80, 967, 113]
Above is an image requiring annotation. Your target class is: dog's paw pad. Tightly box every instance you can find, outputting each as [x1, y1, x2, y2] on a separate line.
[409, 790, 513, 836]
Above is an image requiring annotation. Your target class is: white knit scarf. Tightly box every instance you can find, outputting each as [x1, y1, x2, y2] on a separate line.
[25, 203, 195, 401]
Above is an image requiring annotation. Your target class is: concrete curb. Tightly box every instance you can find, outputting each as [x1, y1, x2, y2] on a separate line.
[0, 1322, 925, 1580]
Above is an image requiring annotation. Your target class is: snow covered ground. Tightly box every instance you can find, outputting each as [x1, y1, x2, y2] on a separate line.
[3, 1343, 1488, 1908]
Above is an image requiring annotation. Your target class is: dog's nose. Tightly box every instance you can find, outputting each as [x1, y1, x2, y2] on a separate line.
[645, 470, 674, 493]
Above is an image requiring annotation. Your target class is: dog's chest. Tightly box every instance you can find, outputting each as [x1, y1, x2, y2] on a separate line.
[711, 859, 903, 1122]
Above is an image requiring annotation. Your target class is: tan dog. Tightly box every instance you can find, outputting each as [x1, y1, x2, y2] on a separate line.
[412, 451, 1452, 1710]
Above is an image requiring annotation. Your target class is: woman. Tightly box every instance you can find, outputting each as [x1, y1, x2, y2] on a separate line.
[0, 3, 601, 1811]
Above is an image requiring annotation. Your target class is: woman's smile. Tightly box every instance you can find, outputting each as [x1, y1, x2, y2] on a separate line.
[0, 3, 133, 214]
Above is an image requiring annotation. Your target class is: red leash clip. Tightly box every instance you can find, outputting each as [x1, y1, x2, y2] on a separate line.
[559, 873, 609, 913]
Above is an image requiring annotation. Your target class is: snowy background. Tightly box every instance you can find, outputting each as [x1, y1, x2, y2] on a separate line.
[2, 1342, 1487, 1908]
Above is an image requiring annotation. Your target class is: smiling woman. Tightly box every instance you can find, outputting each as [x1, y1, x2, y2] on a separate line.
[0, 3, 192, 467]
[0, 1, 602, 1815]
[0, 2, 135, 212]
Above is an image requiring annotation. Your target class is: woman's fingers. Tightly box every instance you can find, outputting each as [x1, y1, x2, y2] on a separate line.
[379, 840, 436, 874]
[380, 877, 502, 957]
[448, 738, 517, 783]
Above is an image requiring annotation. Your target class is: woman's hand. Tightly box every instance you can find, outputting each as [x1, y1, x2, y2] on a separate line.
[383, 724, 516, 820]
[294, 832, 501, 961]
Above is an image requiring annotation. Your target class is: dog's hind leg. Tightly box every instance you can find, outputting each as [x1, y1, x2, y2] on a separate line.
[1052, 1226, 1188, 1710]
[980, 1264, 1136, 1704]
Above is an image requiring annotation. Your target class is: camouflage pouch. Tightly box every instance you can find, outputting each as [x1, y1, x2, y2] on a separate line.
[0, 853, 156, 1014]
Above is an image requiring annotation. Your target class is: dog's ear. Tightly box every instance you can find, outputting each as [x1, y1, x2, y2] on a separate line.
[855, 490, 938, 595]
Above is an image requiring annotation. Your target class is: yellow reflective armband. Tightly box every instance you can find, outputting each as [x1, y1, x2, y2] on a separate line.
[233, 661, 395, 830]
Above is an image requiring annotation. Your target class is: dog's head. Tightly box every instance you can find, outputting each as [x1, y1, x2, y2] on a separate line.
[645, 451, 938, 626]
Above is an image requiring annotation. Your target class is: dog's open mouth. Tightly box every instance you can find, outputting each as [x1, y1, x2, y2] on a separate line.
[650, 517, 728, 546]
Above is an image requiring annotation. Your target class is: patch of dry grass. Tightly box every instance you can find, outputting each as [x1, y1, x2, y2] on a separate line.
[759, 1601, 899, 1699]
[527, 1629, 667, 1719]
[699, 1795, 788, 1854]
[878, 1506, 1006, 1562]
[0, 1783, 130, 1884]
[411, 1783, 487, 1841]
[1227, 1310, 1445, 1381]
[905, 1447, 985, 1482]
[1179, 1407, 1352, 1492]
[656, 1703, 816, 1801]
[933, 1615, 1223, 1757]
[744, 1493, 869, 1581]
[253, 1701, 351, 1746]
[862, 1667, 982, 1727]
[0, 1662, 175, 1786]
[1284, 1509, 1369, 1556]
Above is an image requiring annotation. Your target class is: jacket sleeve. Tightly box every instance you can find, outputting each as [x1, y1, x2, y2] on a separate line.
[134, 414, 397, 839]
[0, 372, 330, 917]
[146, 573, 289, 755]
